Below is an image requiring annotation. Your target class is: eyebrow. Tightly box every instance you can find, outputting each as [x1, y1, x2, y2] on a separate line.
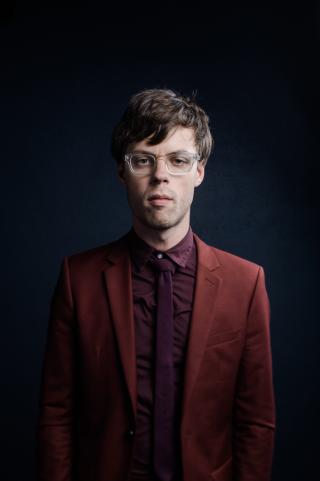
[130, 149, 196, 155]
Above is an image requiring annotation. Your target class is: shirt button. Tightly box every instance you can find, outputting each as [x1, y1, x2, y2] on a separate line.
[128, 429, 135, 436]
[156, 252, 163, 259]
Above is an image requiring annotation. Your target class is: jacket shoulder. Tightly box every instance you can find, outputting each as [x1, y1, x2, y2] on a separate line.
[195, 233, 263, 287]
[65, 233, 128, 273]
[212, 245, 261, 272]
[208, 243, 265, 295]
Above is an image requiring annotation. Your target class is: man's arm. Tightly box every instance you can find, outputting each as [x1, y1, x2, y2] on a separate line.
[233, 266, 276, 481]
[36, 257, 75, 481]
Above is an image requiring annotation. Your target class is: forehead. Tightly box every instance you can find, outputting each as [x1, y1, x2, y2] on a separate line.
[129, 126, 197, 154]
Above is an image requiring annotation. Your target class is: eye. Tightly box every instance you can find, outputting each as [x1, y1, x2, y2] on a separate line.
[133, 155, 153, 166]
[171, 157, 190, 166]
[137, 157, 150, 165]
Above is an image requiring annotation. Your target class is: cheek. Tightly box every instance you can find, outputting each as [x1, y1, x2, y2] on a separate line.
[179, 181, 195, 204]
[126, 180, 145, 205]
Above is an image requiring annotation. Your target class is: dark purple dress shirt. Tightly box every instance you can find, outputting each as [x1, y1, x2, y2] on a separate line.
[125, 226, 197, 481]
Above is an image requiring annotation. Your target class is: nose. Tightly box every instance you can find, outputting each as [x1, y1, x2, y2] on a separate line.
[150, 157, 169, 183]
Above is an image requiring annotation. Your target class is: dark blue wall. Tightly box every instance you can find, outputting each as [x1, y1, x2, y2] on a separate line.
[1, 2, 319, 480]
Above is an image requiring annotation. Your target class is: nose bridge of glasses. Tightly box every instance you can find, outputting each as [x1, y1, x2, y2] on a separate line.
[153, 154, 170, 174]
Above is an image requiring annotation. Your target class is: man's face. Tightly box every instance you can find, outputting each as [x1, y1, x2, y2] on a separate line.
[118, 126, 205, 232]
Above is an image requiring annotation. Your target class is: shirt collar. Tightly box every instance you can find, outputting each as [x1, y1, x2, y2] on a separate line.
[126, 226, 194, 272]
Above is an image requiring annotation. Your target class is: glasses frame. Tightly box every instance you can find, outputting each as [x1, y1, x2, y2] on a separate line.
[124, 151, 201, 176]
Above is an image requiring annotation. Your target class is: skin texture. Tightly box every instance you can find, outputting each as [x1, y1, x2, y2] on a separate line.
[118, 126, 205, 251]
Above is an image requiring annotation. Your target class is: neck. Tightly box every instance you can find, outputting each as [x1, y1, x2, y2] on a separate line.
[132, 218, 190, 251]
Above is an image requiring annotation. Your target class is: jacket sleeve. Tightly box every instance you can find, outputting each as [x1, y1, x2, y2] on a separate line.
[36, 257, 76, 481]
[232, 266, 276, 481]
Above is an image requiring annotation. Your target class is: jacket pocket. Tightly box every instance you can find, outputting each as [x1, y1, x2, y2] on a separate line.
[202, 329, 242, 382]
[205, 328, 243, 348]
[210, 456, 232, 481]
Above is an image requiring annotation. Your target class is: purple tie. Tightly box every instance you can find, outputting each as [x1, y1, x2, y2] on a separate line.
[150, 254, 176, 481]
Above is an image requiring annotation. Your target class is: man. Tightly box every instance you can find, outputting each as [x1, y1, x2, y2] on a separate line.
[37, 88, 276, 481]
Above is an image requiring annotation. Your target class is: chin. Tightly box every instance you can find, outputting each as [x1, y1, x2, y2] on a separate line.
[142, 213, 182, 231]
[145, 219, 173, 230]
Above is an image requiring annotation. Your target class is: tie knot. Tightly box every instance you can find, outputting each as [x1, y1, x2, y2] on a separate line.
[150, 255, 176, 274]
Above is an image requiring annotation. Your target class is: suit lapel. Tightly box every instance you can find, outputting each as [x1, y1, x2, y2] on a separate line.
[181, 233, 222, 424]
[102, 236, 137, 418]
[101, 232, 222, 424]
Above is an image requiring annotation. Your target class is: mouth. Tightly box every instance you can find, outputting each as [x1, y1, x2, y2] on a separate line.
[148, 194, 173, 206]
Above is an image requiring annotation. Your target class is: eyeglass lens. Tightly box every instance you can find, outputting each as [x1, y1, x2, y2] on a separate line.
[130, 153, 195, 174]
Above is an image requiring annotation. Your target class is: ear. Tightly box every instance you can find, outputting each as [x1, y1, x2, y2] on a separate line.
[194, 161, 205, 187]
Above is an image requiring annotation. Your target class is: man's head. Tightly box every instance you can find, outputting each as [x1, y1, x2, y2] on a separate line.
[110, 88, 213, 237]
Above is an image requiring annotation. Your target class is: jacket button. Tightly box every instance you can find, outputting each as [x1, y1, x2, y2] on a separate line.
[128, 429, 135, 436]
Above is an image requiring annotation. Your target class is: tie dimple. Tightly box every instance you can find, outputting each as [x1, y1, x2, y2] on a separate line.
[150, 257, 176, 274]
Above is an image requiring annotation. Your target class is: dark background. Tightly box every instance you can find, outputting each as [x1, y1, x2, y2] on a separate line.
[1, 1, 319, 480]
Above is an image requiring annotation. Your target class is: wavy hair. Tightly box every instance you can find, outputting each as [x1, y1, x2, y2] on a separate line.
[110, 88, 214, 167]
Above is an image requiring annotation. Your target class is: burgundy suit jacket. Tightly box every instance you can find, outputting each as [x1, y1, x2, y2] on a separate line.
[37, 231, 276, 481]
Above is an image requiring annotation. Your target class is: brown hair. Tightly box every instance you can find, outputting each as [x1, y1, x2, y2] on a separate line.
[110, 88, 214, 168]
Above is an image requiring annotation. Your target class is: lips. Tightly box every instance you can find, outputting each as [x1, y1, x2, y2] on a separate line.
[148, 194, 173, 207]
[148, 194, 173, 200]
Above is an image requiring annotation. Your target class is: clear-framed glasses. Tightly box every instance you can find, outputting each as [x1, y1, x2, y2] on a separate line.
[124, 151, 201, 176]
